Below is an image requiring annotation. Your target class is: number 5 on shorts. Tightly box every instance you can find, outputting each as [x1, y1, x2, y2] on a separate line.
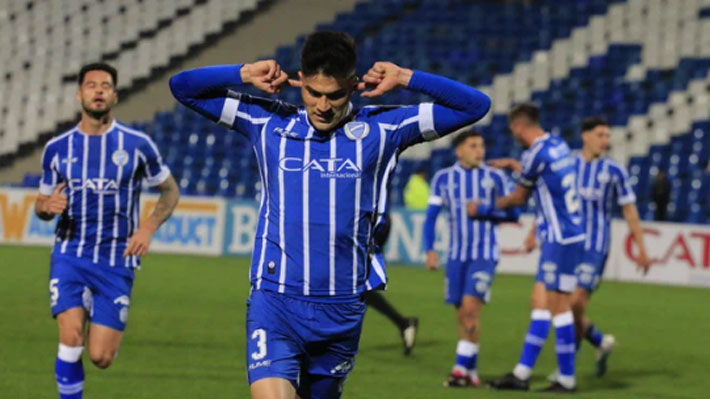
[251, 328, 267, 360]
[50, 278, 60, 306]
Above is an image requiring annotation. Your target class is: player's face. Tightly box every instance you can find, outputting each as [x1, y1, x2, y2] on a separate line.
[456, 136, 485, 167]
[508, 118, 525, 144]
[583, 125, 611, 156]
[299, 72, 355, 131]
[76, 70, 118, 117]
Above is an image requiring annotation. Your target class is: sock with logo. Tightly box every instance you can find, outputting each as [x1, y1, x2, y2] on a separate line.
[56, 344, 84, 399]
[513, 309, 551, 380]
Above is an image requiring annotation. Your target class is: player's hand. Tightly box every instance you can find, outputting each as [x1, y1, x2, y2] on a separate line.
[425, 250, 439, 271]
[466, 201, 480, 217]
[488, 158, 522, 172]
[123, 221, 158, 257]
[636, 249, 652, 275]
[357, 62, 413, 98]
[240, 60, 289, 94]
[41, 183, 68, 215]
[523, 230, 537, 253]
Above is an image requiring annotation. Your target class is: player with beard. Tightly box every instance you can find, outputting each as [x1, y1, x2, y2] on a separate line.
[36, 62, 179, 399]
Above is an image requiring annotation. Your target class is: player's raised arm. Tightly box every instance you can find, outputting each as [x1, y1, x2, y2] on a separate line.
[357, 61, 490, 148]
[169, 61, 290, 140]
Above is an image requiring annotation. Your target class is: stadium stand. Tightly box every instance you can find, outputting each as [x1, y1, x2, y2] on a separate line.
[5, 0, 710, 223]
[0, 0, 261, 164]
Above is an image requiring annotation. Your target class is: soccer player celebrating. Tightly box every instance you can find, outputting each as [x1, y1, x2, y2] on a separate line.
[472, 104, 584, 392]
[35, 63, 179, 399]
[545, 117, 650, 378]
[169, 31, 490, 399]
[423, 130, 520, 388]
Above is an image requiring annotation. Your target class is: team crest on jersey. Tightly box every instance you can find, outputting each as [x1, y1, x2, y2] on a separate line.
[112, 149, 129, 167]
[344, 122, 370, 141]
[480, 176, 495, 189]
[597, 171, 610, 183]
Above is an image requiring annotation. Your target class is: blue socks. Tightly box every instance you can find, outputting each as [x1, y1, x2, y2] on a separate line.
[452, 340, 479, 377]
[585, 323, 604, 348]
[553, 311, 577, 389]
[56, 344, 84, 399]
[513, 309, 551, 380]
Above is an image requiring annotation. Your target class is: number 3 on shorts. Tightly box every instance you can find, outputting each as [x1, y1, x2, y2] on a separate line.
[50, 278, 60, 306]
[251, 328, 267, 360]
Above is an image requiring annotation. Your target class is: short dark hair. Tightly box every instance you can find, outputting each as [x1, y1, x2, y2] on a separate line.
[580, 116, 609, 133]
[301, 31, 356, 80]
[453, 130, 483, 148]
[78, 62, 117, 86]
[508, 103, 540, 125]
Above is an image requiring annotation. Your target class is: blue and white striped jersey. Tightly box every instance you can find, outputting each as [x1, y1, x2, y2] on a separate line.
[170, 64, 490, 302]
[519, 134, 585, 245]
[424, 163, 518, 262]
[574, 152, 636, 254]
[39, 120, 170, 272]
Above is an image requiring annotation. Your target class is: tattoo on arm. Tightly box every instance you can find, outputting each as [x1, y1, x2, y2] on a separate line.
[146, 176, 180, 230]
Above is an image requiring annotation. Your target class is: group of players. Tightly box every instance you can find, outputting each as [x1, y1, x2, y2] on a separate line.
[423, 105, 651, 393]
[34, 30, 649, 398]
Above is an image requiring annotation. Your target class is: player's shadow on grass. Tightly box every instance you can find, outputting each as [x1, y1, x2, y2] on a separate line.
[575, 368, 680, 392]
[362, 338, 442, 353]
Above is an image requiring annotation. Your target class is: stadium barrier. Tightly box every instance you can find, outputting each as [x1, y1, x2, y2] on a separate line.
[2, 187, 709, 288]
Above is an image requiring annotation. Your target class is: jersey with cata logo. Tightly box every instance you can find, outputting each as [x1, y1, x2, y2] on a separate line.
[170, 64, 491, 301]
[39, 120, 171, 272]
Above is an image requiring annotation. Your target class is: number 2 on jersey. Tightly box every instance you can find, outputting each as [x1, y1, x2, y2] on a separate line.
[562, 173, 581, 214]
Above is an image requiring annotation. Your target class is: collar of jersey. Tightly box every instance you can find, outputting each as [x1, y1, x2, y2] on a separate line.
[453, 162, 483, 172]
[297, 102, 355, 141]
[75, 119, 117, 137]
[532, 132, 551, 146]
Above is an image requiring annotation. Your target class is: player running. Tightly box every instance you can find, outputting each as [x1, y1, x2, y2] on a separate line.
[539, 117, 650, 379]
[35, 62, 179, 399]
[169, 31, 490, 399]
[471, 104, 584, 392]
[423, 130, 520, 388]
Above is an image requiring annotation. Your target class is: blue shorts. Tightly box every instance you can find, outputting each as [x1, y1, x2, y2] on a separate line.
[246, 289, 366, 398]
[445, 259, 497, 305]
[49, 253, 134, 331]
[535, 241, 584, 293]
[575, 251, 608, 292]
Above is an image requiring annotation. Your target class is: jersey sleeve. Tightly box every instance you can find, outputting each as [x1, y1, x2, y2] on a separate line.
[38, 143, 60, 195]
[611, 163, 636, 206]
[169, 65, 288, 144]
[372, 70, 490, 150]
[423, 170, 447, 251]
[138, 136, 171, 187]
[519, 145, 546, 188]
[427, 169, 447, 206]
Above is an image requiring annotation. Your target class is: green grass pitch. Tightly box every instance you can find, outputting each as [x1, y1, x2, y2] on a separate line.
[1, 245, 709, 398]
